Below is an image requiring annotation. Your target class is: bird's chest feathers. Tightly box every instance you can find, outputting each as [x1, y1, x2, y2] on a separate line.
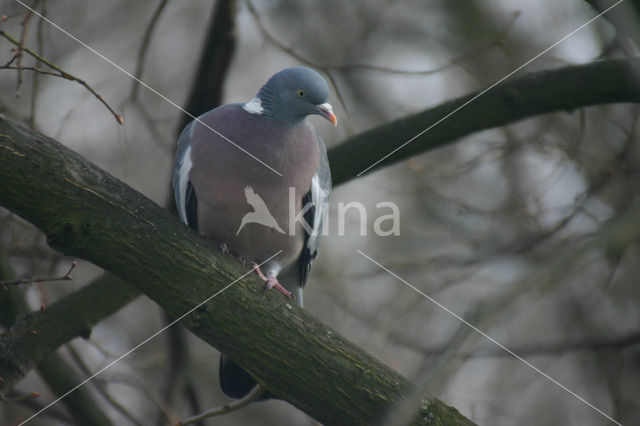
[191, 120, 319, 225]
[258, 123, 320, 177]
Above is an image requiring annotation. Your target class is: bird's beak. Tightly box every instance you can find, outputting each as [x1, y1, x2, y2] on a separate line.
[316, 103, 338, 126]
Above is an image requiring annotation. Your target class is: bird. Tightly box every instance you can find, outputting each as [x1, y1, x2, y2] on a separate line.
[235, 186, 285, 236]
[172, 66, 335, 399]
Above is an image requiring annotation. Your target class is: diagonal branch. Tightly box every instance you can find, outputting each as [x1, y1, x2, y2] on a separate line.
[329, 58, 640, 185]
[0, 115, 473, 425]
[0, 272, 138, 392]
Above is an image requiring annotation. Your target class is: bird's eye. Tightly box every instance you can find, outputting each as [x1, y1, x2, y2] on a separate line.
[297, 89, 305, 98]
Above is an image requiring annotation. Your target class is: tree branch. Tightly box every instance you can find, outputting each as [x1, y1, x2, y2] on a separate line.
[329, 59, 640, 185]
[0, 260, 76, 286]
[0, 116, 472, 425]
[0, 244, 124, 425]
[37, 352, 115, 426]
[178, 384, 265, 426]
[0, 272, 138, 392]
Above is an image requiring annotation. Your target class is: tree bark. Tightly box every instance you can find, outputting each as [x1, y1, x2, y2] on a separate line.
[0, 116, 473, 425]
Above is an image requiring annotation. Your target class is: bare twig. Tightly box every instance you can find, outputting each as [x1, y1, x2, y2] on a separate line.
[67, 344, 144, 426]
[0, 390, 40, 403]
[16, 7, 35, 95]
[246, 2, 520, 124]
[0, 30, 124, 125]
[17, 397, 73, 424]
[129, 0, 170, 102]
[1, 64, 67, 77]
[0, 260, 77, 287]
[177, 385, 265, 426]
[91, 373, 177, 424]
[28, 0, 47, 128]
[391, 329, 640, 359]
[335, 11, 521, 76]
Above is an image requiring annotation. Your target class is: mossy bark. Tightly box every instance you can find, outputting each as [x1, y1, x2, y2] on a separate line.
[0, 116, 473, 425]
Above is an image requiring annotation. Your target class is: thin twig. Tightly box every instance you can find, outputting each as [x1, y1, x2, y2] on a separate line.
[0, 390, 40, 403]
[0, 64, 66, 77]
[16, 8, 35, 95]
[245, 2, 520, 122]
[96, 373, 178, 424]
[66, 344, 144, 426]
[0, 30, 124, 125]
[28, 0, 47, 128]
[391, 329, 640, 360]
[0, 260, 77, 287]
[129, 0, 170, 102]
[177, 385, 265, 426]
[17, 397, 73, 424]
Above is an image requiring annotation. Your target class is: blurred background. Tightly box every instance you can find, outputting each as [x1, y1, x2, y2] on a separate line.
[1, 0, 639, 425]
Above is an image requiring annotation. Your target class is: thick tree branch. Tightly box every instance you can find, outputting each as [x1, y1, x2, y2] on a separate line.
[0, 117, 472, 425]
[0, 273, 138, 392]
[329, 59, 640, 185]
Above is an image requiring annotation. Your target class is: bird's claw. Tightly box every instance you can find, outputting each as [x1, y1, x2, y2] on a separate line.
[265, 278, 294, 299]
[250, 263, 294, 300]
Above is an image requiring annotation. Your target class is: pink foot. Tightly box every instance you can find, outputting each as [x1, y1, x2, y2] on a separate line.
[250, 263, 294, 300]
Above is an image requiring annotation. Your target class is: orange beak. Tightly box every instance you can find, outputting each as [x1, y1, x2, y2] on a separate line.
[317, 103, 338, 126]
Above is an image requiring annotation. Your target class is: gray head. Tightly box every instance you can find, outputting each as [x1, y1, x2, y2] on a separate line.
[244, 67, 337, 126]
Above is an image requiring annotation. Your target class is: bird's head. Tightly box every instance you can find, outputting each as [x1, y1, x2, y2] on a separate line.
[253, 67, 338, 126]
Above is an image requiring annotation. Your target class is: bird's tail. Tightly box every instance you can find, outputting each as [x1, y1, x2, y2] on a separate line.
[219, 354, 270, 400]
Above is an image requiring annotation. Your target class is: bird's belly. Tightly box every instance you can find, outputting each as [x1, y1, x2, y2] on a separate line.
[198, 192, 306, 268]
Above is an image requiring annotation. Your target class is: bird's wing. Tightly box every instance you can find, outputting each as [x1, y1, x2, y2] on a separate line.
[299, 133, 332, 287]
[173, 121, 198, 231]
[185, 182, 198, 232]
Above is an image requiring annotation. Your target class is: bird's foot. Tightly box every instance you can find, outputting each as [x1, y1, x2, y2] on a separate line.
[265, 277, 294, 300]
[250, 263, 294, 300]
[220, 243, 245, 266]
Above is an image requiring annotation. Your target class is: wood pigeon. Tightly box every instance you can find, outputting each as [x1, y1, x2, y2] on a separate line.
[172, 66, 335, 399]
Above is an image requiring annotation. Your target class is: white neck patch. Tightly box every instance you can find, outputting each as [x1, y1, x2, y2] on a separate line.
[242, 97, 263, 114]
